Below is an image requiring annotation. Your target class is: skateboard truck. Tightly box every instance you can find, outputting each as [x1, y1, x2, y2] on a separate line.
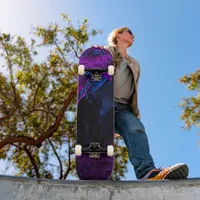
[83, 142, 107, 158]
[78, 65, 115, 81]
[86, 69, 107, 81]
[75, 142, 114, 158]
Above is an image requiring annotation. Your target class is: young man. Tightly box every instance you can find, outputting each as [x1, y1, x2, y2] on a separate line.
[95, 27, 189, 180]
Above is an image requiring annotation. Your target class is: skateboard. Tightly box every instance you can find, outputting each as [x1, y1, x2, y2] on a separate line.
[75, 46, 115, 180]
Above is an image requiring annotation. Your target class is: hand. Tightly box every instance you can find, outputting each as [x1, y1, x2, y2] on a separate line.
[114, 133, 121, 138]
[91, 45, 104, 49]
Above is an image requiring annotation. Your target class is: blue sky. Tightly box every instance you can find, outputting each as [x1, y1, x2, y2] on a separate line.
[0, 0, 200, 180]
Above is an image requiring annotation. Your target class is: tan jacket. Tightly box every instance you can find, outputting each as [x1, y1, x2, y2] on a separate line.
[104, 45, 141, 119]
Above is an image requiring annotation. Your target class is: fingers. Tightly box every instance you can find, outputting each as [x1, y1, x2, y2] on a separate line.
[91, 45, 104, 49]
[114, 133, 121, 138]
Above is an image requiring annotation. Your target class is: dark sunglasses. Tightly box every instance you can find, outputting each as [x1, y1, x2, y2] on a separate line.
[127, 29, 133, 35]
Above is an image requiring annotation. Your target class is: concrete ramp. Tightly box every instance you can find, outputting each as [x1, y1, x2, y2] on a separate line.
[0, 175, 199, 200]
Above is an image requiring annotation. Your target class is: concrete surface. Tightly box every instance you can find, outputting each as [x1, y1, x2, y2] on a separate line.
[0, 175, 200, 200]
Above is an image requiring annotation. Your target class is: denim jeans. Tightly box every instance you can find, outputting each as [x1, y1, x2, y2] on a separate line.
[115, 101, 155, 179]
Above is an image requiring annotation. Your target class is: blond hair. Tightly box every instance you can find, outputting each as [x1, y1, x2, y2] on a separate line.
[107, 27, 130, 46]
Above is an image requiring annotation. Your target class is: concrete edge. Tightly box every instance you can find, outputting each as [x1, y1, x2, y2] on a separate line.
[0, 174, 200, 188]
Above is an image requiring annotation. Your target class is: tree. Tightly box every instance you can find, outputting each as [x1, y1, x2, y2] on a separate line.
[0, 14, 128, 179]
[110, 137, 129, 181]
[178, 68, 200, 130]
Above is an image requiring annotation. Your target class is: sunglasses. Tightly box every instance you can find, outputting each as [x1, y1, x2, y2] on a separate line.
[127, 29, 133, 35]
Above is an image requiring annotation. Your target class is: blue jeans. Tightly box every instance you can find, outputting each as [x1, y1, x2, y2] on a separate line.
[115, 101, 155, 179]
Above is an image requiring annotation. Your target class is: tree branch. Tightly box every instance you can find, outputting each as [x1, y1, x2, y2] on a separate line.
[0, 136, 39, 149]
[24, 146, 40, 178]
[53, 39, 77, 79]
[12, 144, 40, 178]
[48, 138, 63, 179]
[63, 137, 72, 179]
[0, 108, 16, 122]
[37, 89, 76, 143]
[27, 108, 57, 118]
[33, 73, 48, 109]
[0, 89, 76, 150]
[70, 44, 80, 60]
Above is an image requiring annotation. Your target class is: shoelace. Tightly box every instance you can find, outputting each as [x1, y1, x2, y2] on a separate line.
[157, 167, 169, 176]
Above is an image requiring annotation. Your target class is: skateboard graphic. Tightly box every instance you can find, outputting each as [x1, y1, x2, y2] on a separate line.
[75, 47, 115, 180]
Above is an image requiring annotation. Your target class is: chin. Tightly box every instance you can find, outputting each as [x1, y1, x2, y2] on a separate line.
[125, 39, 133, 47]
[127, 41, 133, 47]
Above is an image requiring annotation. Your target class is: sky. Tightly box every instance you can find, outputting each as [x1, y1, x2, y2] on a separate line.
[0, 0, 200, 180]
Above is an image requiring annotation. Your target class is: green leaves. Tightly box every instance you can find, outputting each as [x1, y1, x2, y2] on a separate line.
[0, 13, 128, 180]
[179, 69, 200, 91]
[179, 68, 200, 130]
[109, 138, 128, 181]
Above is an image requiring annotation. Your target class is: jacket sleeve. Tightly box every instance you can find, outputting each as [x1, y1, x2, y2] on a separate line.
[137, 63, 140, 83]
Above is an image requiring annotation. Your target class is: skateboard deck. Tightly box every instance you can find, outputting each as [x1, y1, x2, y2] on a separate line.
[76, 47, 114, 180]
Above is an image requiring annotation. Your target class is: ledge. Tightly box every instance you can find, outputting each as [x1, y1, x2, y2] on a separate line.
[0, 175, 199, 200]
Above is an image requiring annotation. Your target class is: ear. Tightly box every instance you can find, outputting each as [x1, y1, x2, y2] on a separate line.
[116, 32, 121, 39]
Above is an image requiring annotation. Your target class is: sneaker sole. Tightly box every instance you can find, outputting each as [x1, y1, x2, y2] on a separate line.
[164, 163, 189, 179]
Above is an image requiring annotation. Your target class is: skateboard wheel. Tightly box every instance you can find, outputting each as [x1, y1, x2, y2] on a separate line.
[107, 145, 114, 156]
[108, 65, 114, 75]
[75, 145, 82, 156]
[78, 65, 85, 75]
